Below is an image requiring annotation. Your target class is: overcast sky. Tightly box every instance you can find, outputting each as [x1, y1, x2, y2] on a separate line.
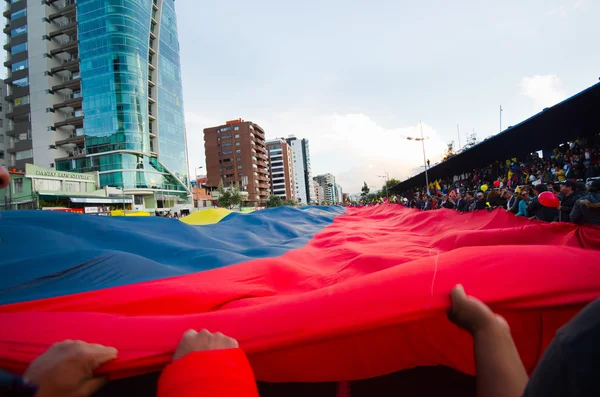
[177, 0, 599, 193]
[176, 0, 599, 193]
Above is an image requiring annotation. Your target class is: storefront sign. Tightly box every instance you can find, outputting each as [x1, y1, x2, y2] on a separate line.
[84, 207, 99, 214]
[25, 164, 96, 182]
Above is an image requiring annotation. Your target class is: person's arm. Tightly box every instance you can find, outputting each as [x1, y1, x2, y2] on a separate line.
[449, 285, 529, 397]
[157, 329, 259, 397]
[158, 349, 259, 397]
[569, 200, 583, 224]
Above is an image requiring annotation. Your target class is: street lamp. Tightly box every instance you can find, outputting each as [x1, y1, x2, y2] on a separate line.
[377, 172, 390, 199]
[399, 123, 430, 196]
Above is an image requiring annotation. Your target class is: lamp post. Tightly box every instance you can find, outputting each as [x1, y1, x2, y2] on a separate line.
[419, 121, 429, 196]
[377, 172, 390, 199]
[396, 124, 430, 196]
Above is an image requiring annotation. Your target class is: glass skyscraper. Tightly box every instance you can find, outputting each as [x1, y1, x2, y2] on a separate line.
[3, 0, 190, 210]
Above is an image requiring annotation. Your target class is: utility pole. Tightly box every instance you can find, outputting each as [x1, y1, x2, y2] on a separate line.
[499, 105, 503, 133]
[420, 121, 429, 196]
[457, 124, 461, 150]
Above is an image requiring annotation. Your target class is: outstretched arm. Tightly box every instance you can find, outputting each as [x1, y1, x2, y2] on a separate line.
[158, 329, 259, 397]
[448, 285, 529, 397]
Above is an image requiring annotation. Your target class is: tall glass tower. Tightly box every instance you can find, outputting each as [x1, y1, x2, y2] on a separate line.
[3, 0, 190, 210]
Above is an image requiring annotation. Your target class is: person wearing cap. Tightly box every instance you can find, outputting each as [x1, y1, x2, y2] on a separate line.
[570, 180, 600, 226]
[557, 181, 582, 222]
[468, 192, 487, 212]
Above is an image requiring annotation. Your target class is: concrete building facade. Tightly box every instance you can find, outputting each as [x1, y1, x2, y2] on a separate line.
[266, 138, 295, 201]
[313, 173, 336, 204]
[204, 119, 270, 204]
[285, 135, 315, 205]
[0, 81, 6, 167]
[313, 179, 324, 205]
[3, 0, 190, 211]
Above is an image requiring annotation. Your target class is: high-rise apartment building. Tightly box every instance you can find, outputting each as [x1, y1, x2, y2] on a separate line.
[266, 138, 295, 201]
[313, 179, 324, 205]
[285, 135, 315, 205]
[204, 119, 270, 204]
[334, 183, 343, 204]
[314, 173, 342, 204]
[3, 0, 190, 210]
[0, 81, 6, 167]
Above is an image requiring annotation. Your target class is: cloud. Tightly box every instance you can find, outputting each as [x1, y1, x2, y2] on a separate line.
[574, 0, 587, 8]
[185, 111, 448, 194]
[519, 74, 567, 109]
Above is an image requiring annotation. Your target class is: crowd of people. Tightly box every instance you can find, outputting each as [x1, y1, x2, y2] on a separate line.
[396, 136, 600, 226]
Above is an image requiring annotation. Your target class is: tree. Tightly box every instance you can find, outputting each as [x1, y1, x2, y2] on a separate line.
[216, 181, 232, 208]
[229, 183, 242, 209]
[361, 182, 370, 198]
[282, 199, 297, 207]
[381, 178, 401, 198]
[268, 195, 283, 208]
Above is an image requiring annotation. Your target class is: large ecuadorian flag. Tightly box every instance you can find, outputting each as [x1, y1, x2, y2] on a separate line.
[0, 205, 600, 386]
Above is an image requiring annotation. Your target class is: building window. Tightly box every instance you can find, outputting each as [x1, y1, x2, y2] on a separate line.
[221, 134, 232, 139]
[236, 157, 241, 162]
[237, 165, 243, 169]
[10, 42, 27, 55]
[234, 134, 240, 138]
[11, 59, 28, 72]
[222, 142, 232, 147]
[222, 150, 233, 155]
[10, 8, 26, 20]
[235, 142, 241, 146]
[15, 149, 32, 160]
[13, 77, 28, 87]
[10, 25, 27, 38]
[234, 126, 239, 131]
[13, 178, 23, 193]
[236, 149, 241, 154]
[14, 95, 30, 107]
[64, 182, 81, 192]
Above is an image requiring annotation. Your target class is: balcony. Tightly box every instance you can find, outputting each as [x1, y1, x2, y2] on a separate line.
[52, 74, 81, 91]
[49, 1, 77, 21]
[55, 130, 85, 146]
[50, 38, 79, 56]
[53, 93, 82, 110]
[51, 55, 80, 74]
[54, 110, 84, 128]
[55, 148, 86, 162]
[49, 19, 78, 38]
[6, 104, 30, 119]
